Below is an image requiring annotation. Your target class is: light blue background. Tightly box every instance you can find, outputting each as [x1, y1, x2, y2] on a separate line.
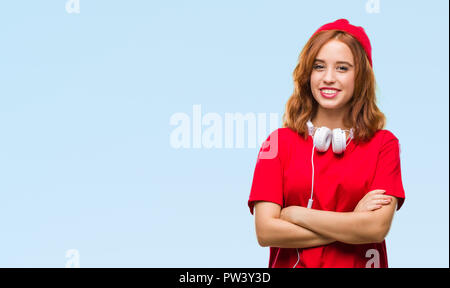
[0, 0, 448, 267]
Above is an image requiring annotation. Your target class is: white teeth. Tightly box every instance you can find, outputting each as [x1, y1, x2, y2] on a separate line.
[321, 89, 338, 94]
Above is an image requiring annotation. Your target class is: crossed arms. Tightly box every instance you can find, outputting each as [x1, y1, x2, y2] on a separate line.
[253, 190, 398, 248]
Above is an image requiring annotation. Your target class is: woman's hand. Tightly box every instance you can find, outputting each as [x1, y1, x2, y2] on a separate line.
[280, 206, 293, 222]
[354, 189, 392, 212]
[280, 205, 306, 223]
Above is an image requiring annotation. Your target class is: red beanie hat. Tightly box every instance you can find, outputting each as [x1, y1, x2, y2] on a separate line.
[311, 18, 373, 67]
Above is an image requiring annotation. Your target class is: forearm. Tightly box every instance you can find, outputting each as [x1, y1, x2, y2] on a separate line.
[287, 207, 382, 244]
[258, 217, 335, 249]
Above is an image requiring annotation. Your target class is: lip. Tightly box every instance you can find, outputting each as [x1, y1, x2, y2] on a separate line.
[320, 87, 341, 91]
[320, 88, 340, 99]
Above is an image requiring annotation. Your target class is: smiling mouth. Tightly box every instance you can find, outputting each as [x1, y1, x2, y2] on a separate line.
[320, 89, 340, 99]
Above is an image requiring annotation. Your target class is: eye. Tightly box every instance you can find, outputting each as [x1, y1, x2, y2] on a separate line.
[337, 66, 349, 71]
[313, 64, 324, 70]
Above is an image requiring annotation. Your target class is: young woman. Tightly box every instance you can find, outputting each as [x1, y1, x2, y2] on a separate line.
[248, 19, 405, 268]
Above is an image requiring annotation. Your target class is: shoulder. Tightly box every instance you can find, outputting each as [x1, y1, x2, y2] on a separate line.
[274, 127, 300, 136]
[272, 127, 304, 139]
[377, 129, 399, 140]
[260, 127, 301, 161]
[356, 129, 400, 153]
[368, 129, 402, 156]
[371, 129, 400, 145]
[266, 127, 302, 148]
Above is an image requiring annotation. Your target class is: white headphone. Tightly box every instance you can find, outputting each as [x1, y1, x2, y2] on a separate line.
[306, 119, 353, 154]
[292, 119, 354, 268]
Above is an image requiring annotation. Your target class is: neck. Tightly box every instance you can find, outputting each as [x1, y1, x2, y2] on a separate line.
[312, 107, 351, 130]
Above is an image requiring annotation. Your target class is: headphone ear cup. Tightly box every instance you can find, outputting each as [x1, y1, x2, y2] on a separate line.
[314, 127, 332, 152]
[332, 128, 347, 154]
[306, 120, 315, 136]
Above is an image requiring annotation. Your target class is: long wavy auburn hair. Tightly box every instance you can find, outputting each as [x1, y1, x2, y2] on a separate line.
[282, 30, 386, 144]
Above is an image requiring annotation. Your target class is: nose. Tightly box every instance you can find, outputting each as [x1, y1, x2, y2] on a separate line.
[322, 67, 336, 83]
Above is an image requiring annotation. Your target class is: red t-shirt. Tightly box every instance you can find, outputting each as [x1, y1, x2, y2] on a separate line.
[248, 127, 405, 268]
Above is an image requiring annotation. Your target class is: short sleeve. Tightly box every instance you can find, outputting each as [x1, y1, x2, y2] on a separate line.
[248, 129, 284, 215]
[368, 131, 406, 210]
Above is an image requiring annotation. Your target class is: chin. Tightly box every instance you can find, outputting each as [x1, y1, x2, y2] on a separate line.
[320, 104, 341, 110]
[317, 100, 346, 110]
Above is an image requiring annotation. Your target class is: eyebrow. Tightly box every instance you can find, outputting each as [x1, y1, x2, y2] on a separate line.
[314, 58, 354, 67]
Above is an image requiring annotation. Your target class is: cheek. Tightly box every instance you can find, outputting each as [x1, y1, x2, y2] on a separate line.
[344, 74, 355, 87]
[343, 83, 355, 101]
[346, 83, 355, 96]
[310, 72, 319, 85]
[339, 75, 355, 92]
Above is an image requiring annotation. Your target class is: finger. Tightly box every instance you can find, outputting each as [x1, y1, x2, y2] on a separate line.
[366, 195, 384, 201]
[364, 193, 388, 202]
[375, 198, 392, 205]
[367, 189, 386, 195]
[368, 204, 382, 211]
[368, 189, 386, 195]
[370, 198, 391, 205]
[372, 195, 392, 201]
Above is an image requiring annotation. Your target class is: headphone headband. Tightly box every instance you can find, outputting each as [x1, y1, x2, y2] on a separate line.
[306, 119, 354, 138]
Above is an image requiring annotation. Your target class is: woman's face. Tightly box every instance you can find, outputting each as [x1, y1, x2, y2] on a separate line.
[310, 39, 355, 113]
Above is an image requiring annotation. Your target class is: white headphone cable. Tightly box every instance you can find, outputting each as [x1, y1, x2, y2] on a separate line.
[307, 143, 315, 209]
[294, 142, 316, 268]
[293, 248, 301, 268]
